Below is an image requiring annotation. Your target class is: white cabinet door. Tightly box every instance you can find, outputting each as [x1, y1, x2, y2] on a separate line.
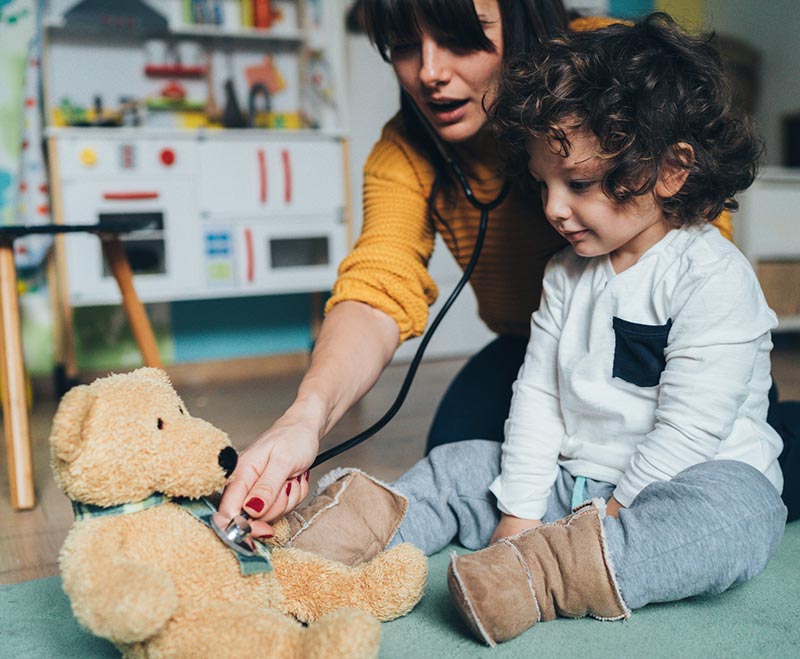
[60, 177, 203, 305]
[737, 172, 800, 263]
[230, 217, 346, 295]
[198, 138, 344, 217]
[267, 140, 345, 214]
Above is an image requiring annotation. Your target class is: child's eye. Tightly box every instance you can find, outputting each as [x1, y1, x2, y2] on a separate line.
[569, 180, 595, 192]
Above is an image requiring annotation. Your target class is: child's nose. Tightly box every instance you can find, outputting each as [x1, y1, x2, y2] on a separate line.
[544, 189, 571, 224]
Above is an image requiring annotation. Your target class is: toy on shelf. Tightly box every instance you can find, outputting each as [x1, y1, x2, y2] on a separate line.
[144, 39, 206, 78]
[55, 97, 123, 127]
[63, 0, 168, 36]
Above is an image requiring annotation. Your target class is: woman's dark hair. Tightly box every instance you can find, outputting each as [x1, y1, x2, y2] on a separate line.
[491, 12, 763, 226]
[361, 0, 569, 238]
[363, 0, 569, 63]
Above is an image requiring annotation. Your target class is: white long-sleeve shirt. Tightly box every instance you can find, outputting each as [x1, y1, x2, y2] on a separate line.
[489, 224, 784, 520]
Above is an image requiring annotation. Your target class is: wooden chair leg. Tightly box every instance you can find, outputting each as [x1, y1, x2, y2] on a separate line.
[0, 239, 35, 510]
[100, 236, 163, 368]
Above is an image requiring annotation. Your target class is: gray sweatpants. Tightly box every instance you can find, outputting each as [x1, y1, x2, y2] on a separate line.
[387, 440, 787, 610]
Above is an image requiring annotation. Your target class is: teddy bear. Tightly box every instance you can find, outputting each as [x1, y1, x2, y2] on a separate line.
[50, 367, 427, 659]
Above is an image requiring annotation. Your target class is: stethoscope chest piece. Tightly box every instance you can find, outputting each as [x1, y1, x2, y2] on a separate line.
[210, 510, 256, 557]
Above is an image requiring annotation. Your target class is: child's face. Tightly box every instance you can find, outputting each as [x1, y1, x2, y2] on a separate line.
[529, 128, 669, 273]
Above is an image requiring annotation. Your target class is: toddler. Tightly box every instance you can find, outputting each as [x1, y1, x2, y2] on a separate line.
[280, 13, 787, 646]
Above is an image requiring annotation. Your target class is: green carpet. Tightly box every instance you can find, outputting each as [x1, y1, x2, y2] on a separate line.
[2, 523, 799, 659]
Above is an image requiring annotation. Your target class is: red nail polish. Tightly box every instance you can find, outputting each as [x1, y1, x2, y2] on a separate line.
[257, 533, 275, 539]
[304, 471, 310, 481]
[245, 497, 265, 513]
[296, 475, 302, 483]
[286, 482, 292, 496]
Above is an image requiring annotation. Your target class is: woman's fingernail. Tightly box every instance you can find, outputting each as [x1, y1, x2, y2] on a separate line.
[257, 532, 275, 539]
[286, 481, 292, 496]
[304, 470, 310, 481]
[296, 474, 302, 483]
[245, 497, 265, 513]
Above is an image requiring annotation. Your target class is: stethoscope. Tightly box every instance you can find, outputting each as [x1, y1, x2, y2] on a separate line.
[214, 98, 511, 556]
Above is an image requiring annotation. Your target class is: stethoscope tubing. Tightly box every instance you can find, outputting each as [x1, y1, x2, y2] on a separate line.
[311, 176, 511, 468]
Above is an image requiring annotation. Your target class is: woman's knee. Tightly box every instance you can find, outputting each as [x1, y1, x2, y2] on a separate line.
[426, 336, 526, 452]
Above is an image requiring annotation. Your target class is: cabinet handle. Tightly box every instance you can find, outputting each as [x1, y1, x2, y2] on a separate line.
[103, 191, 159, 201]
[281, 148, 292, 204]
[257, 148, 267, 204]
[244, 227, 254, 283]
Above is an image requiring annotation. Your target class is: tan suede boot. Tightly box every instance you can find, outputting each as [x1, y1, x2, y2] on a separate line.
[283, 468, 408, 566]
[447, 499, 630, 646]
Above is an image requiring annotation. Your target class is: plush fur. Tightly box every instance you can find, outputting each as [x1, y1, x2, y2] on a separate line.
[50, 368, 427, 659]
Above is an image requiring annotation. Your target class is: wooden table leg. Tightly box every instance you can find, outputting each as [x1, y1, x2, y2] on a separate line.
[51, 234, 79, 383]
[100, 236, 163, 368]
[0, 239, 35, 510]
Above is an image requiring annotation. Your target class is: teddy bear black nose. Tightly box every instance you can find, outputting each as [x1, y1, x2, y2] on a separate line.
[217, 447, 238, 478]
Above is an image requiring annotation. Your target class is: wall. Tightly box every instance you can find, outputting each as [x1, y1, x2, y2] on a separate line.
[705, 0, 800, 165]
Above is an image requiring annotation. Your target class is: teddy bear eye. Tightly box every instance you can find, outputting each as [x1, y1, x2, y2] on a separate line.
[179, 406, 184, 415]
[157, 418, 164, 430]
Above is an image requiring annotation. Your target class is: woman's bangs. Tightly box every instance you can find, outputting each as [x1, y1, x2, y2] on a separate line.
[365, 0, 494, 60]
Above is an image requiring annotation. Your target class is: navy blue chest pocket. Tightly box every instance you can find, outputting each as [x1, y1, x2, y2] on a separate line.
[612, 317, 673, 387]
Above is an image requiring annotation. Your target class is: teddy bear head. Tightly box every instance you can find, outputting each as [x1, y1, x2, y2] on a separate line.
[50, 368, 238, 507]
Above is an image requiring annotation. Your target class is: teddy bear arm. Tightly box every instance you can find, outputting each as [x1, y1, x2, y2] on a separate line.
[60, 527, 178, 644]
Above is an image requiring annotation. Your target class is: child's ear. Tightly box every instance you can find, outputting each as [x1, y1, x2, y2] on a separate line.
[655, 142, 694, 198]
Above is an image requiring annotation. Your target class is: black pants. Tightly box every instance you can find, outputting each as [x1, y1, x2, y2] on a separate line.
[426, 335, 799, 522]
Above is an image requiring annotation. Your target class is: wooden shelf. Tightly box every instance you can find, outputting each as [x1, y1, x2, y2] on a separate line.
[144, 64, 208, 78]
[169, 24, 303, 43]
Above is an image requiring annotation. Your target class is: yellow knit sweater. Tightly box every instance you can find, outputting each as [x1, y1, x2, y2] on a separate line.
[327, 19, 734, 342]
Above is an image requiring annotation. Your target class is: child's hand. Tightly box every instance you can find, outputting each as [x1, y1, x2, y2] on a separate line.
[605, 496, 626, 518]
[490, 514, 542, 544]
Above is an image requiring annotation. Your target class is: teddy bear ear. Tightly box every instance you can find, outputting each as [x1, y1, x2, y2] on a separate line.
[49, 384, 95, 464]
[131, 367, 173, 387]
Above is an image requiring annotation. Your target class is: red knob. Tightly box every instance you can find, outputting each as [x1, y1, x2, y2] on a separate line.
[160, 148, 176, 166]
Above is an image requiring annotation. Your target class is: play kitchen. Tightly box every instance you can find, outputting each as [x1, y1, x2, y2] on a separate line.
[50, 128, 347, 306]
[41, 0, 349, 308]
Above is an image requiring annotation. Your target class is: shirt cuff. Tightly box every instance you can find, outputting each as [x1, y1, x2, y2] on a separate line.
[612, 476, 646, 508]
[489, 475, 548, 520]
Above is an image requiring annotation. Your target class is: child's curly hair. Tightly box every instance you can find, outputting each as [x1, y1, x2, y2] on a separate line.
[490, 12, 763, 225]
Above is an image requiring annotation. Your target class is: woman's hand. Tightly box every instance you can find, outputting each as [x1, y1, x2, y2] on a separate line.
[490, 513, 542, 544]
[218, 302, 400, 540]
[218, 412, 318, 540]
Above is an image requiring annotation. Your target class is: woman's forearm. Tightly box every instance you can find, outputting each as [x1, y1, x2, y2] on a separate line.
[286, 300, 401, 439]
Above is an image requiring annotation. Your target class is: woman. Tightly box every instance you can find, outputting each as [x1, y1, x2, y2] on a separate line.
[218, 0, 739, 535]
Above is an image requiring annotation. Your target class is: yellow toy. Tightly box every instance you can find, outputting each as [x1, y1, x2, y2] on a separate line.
[50, 368, 427, 659]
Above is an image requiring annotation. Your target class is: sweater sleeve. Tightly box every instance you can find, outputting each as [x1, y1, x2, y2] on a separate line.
[325, 124, 438, 342]
[711, 210, 733, 241]
[613, 256, 777, 506]
[488, 253, 571, 519]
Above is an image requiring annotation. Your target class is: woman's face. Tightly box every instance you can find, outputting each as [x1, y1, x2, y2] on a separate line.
[390, 0, 504, 144]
